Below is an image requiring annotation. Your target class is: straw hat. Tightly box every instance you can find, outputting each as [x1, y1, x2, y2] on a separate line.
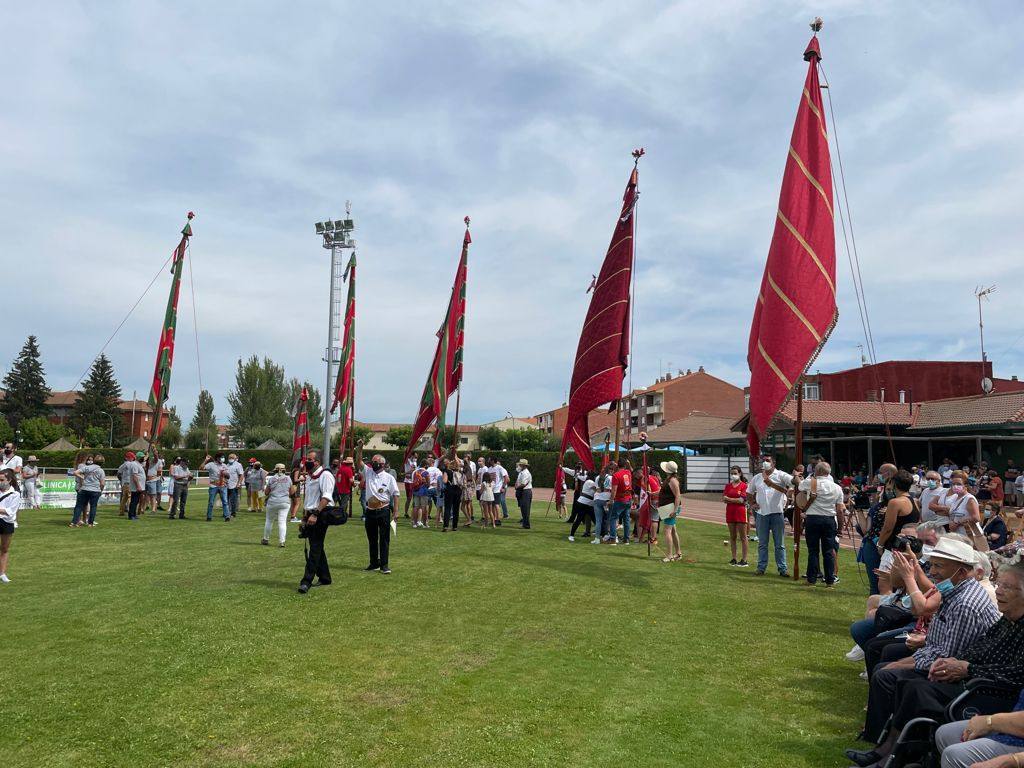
[926, 538, 978, 566]
[517, 458, 529, 467]
[27, 455, 38, 462]
[660, 460, 678, 475]
[343, 457, 354, 465]
[273, 463, 286, 471]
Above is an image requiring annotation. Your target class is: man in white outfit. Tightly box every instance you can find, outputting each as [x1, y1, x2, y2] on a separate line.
[263, 463, 292, 547]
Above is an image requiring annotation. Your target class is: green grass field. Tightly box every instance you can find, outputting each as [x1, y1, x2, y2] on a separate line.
[4, 495, 869, 767]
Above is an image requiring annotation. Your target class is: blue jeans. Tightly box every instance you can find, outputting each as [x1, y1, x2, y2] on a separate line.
[611, 501, 631, 540]
[858, 537, 882, 595]
[72, 490, 101, 525]
[755, 513, 787, 573]
[207, 486, 229, 520]
[498, 489, 508, 518]
[850, 620, 911, 651]
[593, 499, 608, 538]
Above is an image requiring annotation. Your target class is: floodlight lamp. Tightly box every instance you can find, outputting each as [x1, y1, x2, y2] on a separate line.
[315, 222, 325, 234]
[343, 218, 354, 230]
[333, 220, 345, 231]
[323, 220, 335, 232]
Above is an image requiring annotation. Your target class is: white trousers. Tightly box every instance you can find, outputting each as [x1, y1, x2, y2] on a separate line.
[264, 499, 290, 543]
[22, 480, 40, 508]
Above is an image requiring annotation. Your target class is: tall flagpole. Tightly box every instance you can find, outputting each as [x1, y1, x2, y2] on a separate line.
[793, 379, 804, 581]
[313, 205, 356, 467]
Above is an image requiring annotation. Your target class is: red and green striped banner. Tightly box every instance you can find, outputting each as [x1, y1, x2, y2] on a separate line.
[147, 212, 193, 441]
[330, 254, 357, 451]
[406, 223, 470, 459]
[292, 386, 310, 467]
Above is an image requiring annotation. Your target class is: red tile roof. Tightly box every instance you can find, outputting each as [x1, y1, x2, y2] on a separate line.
[910, 391, 1024, 431]
[776, 400, 919, 426]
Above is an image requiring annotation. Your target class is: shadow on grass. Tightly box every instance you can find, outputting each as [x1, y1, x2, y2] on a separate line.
[482, 550, 654, 587]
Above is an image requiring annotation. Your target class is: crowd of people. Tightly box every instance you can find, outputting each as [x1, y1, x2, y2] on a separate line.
[755, 454, 1024, 768]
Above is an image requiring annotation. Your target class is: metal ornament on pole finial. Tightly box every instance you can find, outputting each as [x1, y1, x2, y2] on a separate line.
[810, 17, 824, 32]
[632, 147, 645, 166]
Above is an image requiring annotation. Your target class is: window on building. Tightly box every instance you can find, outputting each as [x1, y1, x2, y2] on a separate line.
[802, 382, 820, 401]
[143, 430, 148, 437]
[459, 437, 468, 445]
[630, 417, 638, 427]
[144, 414, 150, 422]
[744, 393, 750, 412]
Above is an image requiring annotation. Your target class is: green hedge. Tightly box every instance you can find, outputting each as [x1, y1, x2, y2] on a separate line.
[22, 447, 690, 486]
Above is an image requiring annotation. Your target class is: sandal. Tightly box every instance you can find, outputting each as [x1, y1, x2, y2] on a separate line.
[662, 556, 674, 563]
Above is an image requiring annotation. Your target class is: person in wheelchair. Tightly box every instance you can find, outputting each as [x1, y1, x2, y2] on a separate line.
[847, 544, 1024, 768]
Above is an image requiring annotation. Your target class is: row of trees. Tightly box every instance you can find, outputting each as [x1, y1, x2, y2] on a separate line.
[2, 339, 554, 453]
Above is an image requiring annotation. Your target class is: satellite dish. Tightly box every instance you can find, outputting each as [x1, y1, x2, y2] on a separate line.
[981, 377, 994, 395]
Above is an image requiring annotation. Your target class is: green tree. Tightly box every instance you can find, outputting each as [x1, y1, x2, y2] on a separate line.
[384, 425, 413, 448]
[158, 405, 183, 449]
[185, 390, 217, 450]
[477, 425, 504, 451]
[1, 335, 52, 427]
[19, 416, 66, 448]
[69, 354, 124, 442]
[332, 424, 373, 450]
[227, 356, 289, 434]
[0, 414, 13, 445]
[504, 428, 548, 452]
[85, 425, 109, 447]
[242, 426, 293, 449]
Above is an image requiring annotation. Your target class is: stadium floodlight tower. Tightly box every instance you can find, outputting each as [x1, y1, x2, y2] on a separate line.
[313, 203, 356, 466]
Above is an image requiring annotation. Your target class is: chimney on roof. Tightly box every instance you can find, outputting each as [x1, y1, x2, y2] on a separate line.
[698, 365, 705, 373]
[1014, 376, 1019, 382]
[899, 390, 906, 404]
[686, 368, 692, 375]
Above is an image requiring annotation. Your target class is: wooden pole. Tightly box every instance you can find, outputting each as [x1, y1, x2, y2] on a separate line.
[793, 380, 804, 582]
[452, 385, 461, 458]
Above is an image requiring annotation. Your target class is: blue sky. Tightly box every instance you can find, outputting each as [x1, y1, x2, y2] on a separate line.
[3, 2, 1023, 427]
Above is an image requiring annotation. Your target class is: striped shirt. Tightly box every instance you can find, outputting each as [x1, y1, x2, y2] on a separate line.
[914, 578, 1001, 671]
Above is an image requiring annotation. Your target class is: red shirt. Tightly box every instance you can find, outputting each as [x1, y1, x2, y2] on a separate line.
[335, 464, 355, 494]
[725, 481, 747, 516]
[612, 469, 633, 502]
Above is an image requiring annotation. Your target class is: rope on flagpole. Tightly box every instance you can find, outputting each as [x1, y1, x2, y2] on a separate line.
[68, 251, 175, 393]
[185, 239, 209, 453]
[819, 60, 897, 463]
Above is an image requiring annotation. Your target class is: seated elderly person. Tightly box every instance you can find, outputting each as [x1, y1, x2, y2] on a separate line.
[848, 539, 1000, 766]
[848, 541, 1024, 768]
[976, 551, 999, 607]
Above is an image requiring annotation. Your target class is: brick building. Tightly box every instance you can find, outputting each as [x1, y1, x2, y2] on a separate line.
[536, 367, 745, 443]
[44, 390, 169, 440]
[801, 360, 1024, 404]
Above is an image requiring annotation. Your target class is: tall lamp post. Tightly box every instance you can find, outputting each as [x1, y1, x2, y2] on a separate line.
[99, 411, 114, 448]
[314, 205, 356, 467]
[506, 411, 515, 454]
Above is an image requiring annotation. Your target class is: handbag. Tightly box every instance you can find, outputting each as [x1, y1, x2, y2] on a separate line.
[874, 603, 914, 633]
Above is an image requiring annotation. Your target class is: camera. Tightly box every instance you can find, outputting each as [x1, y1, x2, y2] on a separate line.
[893, 535, 923, 556]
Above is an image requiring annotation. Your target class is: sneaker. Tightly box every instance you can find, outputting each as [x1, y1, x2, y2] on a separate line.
[729, 559, 738, 566]
[591, 538, 601, 544]
[779, 571, 789, 578]
[749, 534, 759, 542]
[611, 538, 618, 546]
[737, 560, 749, 567]
[261, 539, 269, 546]
[380, 567, 392, 575]
[859, 670, 869, 680]
[755, 569, 765, 576]
[297, 583, 310, 594]
[623, 539, 630, 546]
[567, 536, 575, 542]
[0, 573, 9, 584]
[364, 565, 380, 572]
[845, 645, 865, 662]
[290, 518, 300, 523]
[832, 576, 841, 586]
[279, 542, 285, 548]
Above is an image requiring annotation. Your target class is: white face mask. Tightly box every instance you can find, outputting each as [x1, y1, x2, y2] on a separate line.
[761, 462, 773, 471]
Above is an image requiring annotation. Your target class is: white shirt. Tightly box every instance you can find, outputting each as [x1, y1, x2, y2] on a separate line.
[304, 468, 335, 511]
[146, 458, 164, 480]
[128, 460, 146, 490]
[593, 474, 612, 502]
[798, 474, 843, 517]
[21, 465, 38, 483]
[476, 464, 487, 481]
[205, 461, 228, 487]
[579, 478, 597, 506]
[171, 464, 191, 482]
[403, 458, 417, 482]
[362, 464, 400, 505]
[748, 469, 794, 516]
[492, 465, 509, 492]
[226, 460, 245, 489]
[1, 453, 23, 474]
[516, 468, 533, 490]
[265, 473, 291, 500]
[919, 485, 948, 525]
[0, 487, 22, 524]
[426, 466, 443, 489]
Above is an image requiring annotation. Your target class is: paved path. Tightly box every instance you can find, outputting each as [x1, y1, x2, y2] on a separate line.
[529, 487, 863, 551]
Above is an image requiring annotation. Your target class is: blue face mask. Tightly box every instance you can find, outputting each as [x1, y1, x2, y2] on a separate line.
[900, 594, 913, 609]
[935, 571, 965, 597]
